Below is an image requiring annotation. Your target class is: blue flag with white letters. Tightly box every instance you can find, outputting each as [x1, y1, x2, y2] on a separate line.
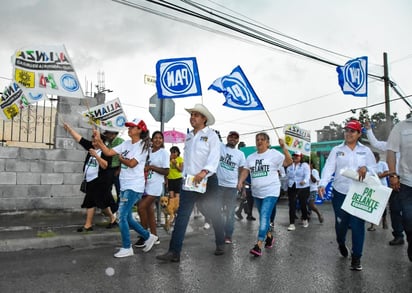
[156, 57, 202, 98]
[208, 65, 264, 110]
[336, 56, 368, 97]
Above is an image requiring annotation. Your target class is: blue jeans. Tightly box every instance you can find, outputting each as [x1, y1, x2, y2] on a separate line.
[169, 175, 224, 254]
[331, 189, 365, 258]
[397, 184, 412, 243]
[389, 190, 405, 239]
[254, 196, 278, 241]
[118, 190, 149, 248]
[218, 186, 238, 238]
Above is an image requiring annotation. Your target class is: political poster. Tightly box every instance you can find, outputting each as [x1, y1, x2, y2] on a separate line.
[12, 45, 84, 102]
[283, 124, 311, 156]
[81, 98, 127, 131]
[0, 82, 29, 121]
[155, 57, 202, 98]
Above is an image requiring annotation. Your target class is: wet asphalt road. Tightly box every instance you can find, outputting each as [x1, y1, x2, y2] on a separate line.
[0, 200, 411, 293]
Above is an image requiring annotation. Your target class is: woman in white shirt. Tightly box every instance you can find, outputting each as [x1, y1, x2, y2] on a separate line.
[238, 132, 292, 257]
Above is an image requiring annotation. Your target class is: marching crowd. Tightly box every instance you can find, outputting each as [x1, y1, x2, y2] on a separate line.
[64, 104, 412, 271]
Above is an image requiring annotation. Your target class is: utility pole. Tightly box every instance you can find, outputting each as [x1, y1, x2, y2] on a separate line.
[383, 52, 391, 137]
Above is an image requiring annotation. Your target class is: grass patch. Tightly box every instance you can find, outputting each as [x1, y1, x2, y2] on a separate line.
[37, 230, 57, 238]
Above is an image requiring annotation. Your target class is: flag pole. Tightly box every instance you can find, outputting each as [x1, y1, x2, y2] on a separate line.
[263, 110, 280, 139]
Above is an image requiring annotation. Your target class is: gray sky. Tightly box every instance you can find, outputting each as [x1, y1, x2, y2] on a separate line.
[1, 0, 411, 146]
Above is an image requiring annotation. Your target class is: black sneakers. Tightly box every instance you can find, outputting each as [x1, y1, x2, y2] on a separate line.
[389, 237, 405, 246]
[339, 244, 349, 257]
[265, 235, 274, 248]
[350, 257, 362, 271]
[134, 236, 145, 248]
[156, 251, 180, 262]
[234, 210, 243, 220]
[250, 244, 262, 256]
[214, 245, 225, 256]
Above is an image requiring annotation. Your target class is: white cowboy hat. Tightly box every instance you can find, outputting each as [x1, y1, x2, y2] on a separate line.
[185, 104, 215, 126]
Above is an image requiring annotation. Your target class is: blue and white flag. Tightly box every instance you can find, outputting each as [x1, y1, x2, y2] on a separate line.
[155, 57, 202, 99]
[208, 65, 264, 110]
[336, 56, 368, 97]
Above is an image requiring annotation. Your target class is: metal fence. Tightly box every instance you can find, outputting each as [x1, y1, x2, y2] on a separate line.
[0, 98, 58, 149]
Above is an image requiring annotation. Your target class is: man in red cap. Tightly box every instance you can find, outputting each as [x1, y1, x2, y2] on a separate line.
[318, 119, 375, 271]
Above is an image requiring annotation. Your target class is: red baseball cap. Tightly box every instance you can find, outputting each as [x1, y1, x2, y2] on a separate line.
[125, 118, 148, 132]
[344, 120, 362, 132]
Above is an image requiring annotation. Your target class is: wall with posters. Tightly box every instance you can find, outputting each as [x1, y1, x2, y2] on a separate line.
[0, 95, 104, 211]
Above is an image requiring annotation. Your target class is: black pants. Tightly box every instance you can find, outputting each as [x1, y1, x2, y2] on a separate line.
[288, 184, 310, 223]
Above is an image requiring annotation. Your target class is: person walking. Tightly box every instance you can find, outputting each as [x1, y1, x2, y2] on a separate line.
[64, 123, 117, 232]
[386, 115, 412, 262]
[237, 132, 292, 257]
[308, 162, 324, 223]
[156, 104, 223, 262]
[103, 130, 124, 215]
[93, 118, 158, 258]
[286, 151, 311, 230]
[318, 120, 376, 271]
[235, 174, 256, 221]
[135, 131, 169, 248]
[217, 131, 246, 244]
[367, 152, 389, 231]
[167, 146, 184, 199]
[364, 121, 404, 245]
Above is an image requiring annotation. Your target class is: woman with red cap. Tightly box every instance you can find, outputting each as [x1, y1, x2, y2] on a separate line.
[94, 118, 158, 258]
[318, 119, 375, 271]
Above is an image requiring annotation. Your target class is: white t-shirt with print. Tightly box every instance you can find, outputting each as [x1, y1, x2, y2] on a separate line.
[245, 148, 285, 198]
[217, 144, 246, 188]
[85, 150, 102, 182]
[113, 140, 148, 193]
[145, 148, 170, 196]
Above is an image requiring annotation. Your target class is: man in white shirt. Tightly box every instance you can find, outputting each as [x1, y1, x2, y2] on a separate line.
[386, 115, 412, 262]
[365, 121, 404, 245]
[156, 104, 223, 262]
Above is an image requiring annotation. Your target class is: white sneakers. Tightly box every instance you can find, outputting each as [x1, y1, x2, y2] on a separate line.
[287, 224, 296, 231]
[114, 233, 158, 257]
[142, 234, 158, 253]
[203, 222, 211, 230]
[114, 247, 134, 258]
[302, 220, 309, 228]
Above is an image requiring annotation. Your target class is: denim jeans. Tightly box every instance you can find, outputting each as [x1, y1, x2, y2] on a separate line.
[218, 186, 238, 238]
[118, 190, 149, 248]
[169, 175, 224, 254]
[331, 189, 365, 258]
[254, 196, 278, 241]
[397, 183, 412, 243]
[389, 190, 405, 239]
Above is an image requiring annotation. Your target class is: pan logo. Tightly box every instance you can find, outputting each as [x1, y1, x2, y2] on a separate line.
[156, 57, 202, 98]
[344, 59, 365, 92]
[161, 62, 193, 94]
[221, 76, 250, 106]
[60, 74, 80, 92]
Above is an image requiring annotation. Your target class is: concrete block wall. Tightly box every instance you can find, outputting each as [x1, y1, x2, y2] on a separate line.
[0, 94, 105, 211]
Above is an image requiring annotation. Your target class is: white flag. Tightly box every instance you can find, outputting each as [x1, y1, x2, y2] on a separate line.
[12, 45, 84, 102]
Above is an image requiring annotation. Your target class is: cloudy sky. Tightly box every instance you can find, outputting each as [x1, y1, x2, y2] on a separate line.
[1, 0, 411, 146]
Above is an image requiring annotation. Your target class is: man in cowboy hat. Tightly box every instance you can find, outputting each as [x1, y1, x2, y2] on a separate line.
[156, 104, 224, 262]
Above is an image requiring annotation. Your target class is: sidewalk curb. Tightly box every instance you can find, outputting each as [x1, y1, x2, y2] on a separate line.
[0, 232, 120, 252]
